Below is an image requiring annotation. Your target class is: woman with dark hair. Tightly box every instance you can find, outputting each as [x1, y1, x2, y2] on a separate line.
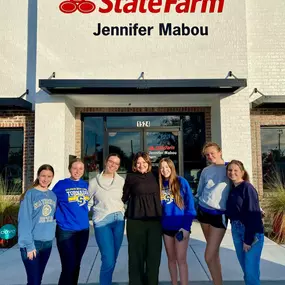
[18, 164, 57, 285]
[52, 158, 90, 285]
[122, 152, 162, 285]
[196, 142, 230, 285]
[88, 153, 125, 285]
[226, 160, 264, 285]
[159, 158, 196, 285]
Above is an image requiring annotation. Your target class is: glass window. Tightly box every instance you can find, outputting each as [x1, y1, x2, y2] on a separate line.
[107, 115, 180, 128]
[83, 117, 104, 180]
[261, 126, 285, 187]
[0, 129, 23, 194]
[182, 114, 206, 193]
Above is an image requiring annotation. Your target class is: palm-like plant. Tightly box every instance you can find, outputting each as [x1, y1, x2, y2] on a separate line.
[266, 174, 285, 243]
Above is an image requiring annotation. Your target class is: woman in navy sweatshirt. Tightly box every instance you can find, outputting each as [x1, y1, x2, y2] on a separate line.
[226, 160, 264, 285]
[159, 158, 196, 285]
[53, 158, 90, 285]
[18, 164, 57, 285]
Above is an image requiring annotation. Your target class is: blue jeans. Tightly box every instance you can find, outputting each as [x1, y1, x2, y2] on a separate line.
[20, 240, 53, 285]
[231, 220, 264, 285]
[56, 226, 89, 285]
[94, 212, 125, 285]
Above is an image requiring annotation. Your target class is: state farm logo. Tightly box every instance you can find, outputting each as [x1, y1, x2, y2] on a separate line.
[59, 0, 95, 13]
[59, 0, 225, 14]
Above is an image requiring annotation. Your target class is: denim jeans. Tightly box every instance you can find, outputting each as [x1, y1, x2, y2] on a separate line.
[231, 220, 264, 285]
[94, 211, 125, 285]
[56, 226, 89, 285]
[20, 240, 53, 285]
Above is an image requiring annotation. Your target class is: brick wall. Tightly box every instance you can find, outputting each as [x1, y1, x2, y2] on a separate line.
[75, 107, 211, 158]
[251, 108, 285, 196]
[0, 110, 35, 192]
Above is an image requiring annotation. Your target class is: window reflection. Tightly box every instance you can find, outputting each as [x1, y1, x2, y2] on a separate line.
[182, 114, 206, 193]
[261, 127, 285, 187]
[0, 129, 23, 194]
[83, 117, 104, 180]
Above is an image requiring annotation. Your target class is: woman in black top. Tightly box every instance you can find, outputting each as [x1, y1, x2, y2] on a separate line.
[122, 152, 162, 285]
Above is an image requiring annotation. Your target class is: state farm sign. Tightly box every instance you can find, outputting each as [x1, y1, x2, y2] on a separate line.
[59, 0, 225, 14]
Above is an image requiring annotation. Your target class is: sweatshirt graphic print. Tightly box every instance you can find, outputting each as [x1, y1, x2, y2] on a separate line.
[18, 189, 57, 252]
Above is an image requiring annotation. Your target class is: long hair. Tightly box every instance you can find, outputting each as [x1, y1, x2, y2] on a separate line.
[226, 160, 250, 182]
[20, 164, 55, 201]
[132, 152, 152, 173]
[159, 158, 184, 209]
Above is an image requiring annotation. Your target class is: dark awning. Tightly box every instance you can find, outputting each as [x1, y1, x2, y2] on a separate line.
[39, 78, 247, 95]
[0, 98, 32, 110]
[251, 95, 285, 108]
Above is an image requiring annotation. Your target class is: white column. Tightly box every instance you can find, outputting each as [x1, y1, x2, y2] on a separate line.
[211, 92, 252, 176]
[34, 95, 75, 186]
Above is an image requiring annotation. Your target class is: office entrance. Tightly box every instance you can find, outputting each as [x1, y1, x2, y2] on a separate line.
[107, 127, 182, 175]
[82, 114, 206, 190]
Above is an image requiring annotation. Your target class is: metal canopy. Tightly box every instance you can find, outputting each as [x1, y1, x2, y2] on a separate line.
[0, 98, 32, 110]
[39, 78, 247, 95]
[251, 95, 285, 108]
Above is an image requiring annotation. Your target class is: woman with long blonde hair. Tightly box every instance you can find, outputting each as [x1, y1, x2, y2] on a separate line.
[159, 158, 196, 285]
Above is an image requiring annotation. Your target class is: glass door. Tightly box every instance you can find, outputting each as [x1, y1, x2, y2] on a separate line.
[145, 128, 182, 174]
[107, 130, 143, 178]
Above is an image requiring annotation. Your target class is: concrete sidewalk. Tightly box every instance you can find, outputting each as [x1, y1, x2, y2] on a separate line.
[1, 221, 285, 285]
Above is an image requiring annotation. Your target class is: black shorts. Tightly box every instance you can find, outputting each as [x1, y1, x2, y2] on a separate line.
[162, 229, 179, 237]
[197, 206, 228, 229]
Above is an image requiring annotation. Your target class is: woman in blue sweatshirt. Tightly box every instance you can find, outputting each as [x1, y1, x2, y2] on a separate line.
[226, 160, 264, 285]
[18, 164, 57, 285]
[53, 158, 90, 285]
[159, 158, 196, 285]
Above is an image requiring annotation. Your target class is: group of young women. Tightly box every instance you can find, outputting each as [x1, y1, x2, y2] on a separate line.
[17, 142, 264, 285]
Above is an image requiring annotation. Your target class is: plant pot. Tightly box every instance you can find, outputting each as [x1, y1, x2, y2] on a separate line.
[272, 212, 285, 243]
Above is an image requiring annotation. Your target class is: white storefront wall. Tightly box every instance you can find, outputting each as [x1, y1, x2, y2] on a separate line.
[0, 0, 255, 182]
[33, 0, 251, 181]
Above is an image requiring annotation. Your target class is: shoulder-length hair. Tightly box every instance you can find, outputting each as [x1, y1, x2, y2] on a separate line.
[158, 158, 183, 209]
[226, 160, 250, 182]
[132, 152, 152, 172]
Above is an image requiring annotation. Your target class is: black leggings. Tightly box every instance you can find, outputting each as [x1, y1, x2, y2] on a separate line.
[56, 226, 89, 285]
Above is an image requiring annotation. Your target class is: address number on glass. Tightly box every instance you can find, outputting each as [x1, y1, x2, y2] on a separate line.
[136, 121, 150, 127]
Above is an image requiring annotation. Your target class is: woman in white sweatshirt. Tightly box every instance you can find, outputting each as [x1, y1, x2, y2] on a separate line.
[88, 153, 125, 285]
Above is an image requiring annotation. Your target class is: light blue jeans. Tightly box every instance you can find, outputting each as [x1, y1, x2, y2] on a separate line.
[231, 220, 264, 285]
[94, 212, 125, 285]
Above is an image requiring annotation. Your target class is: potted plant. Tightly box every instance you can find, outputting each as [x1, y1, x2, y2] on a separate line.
[266, 175, 285, 244]
[0, 177, 21, 248]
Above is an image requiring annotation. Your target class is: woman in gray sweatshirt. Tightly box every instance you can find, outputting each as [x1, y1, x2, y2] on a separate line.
[196, 142, 230, 285]
[18, 164, 57, 285]
[88, 153, 125, 285]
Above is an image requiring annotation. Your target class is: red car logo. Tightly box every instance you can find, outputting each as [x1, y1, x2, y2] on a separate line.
[59, 0, 96, 14]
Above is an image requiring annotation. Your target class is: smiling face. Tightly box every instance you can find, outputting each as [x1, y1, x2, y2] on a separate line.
[160, 161, 172, 179]
[38, 170, 54, 189]
[136, 157, 149, 174]
[69, 161, 85, 180]
[227, 163, 244, 184]
[204, 146, 223, 164]
[105, 155, 120, 174]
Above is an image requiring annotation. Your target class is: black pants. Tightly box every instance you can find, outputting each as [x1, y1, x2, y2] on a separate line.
[56, 226, 89, 285]
[127, 219, 162, 285]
